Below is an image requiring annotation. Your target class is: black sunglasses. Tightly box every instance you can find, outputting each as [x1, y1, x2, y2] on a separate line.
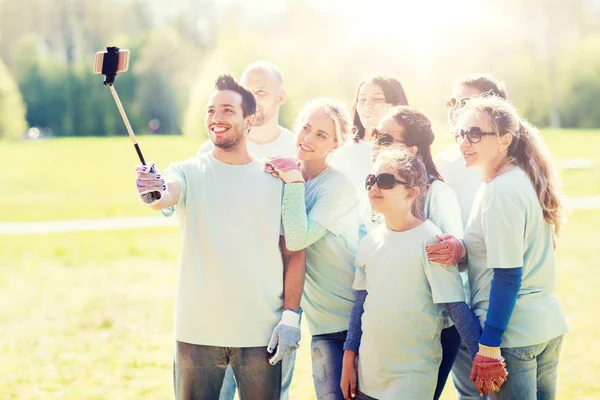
[365, 173, 411, 190]
[370, 128, 405, 146]
[454, 127, 497, 144]
[445, 97, 471, 109]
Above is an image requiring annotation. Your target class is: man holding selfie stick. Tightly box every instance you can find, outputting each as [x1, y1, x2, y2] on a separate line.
[196, 61, 297, 400]
[134, 74, 305, 400]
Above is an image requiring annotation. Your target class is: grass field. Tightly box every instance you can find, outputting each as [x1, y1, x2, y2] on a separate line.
[1, 130, 600, 399]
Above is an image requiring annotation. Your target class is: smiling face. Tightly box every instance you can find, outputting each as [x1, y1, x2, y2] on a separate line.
[205, 90, 252, 150]
[356, 82, 392, 132]
[296, 108, 338, 162]
[455, 109, 513, 176]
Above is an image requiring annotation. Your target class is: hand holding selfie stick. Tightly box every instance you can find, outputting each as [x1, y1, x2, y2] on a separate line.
[95, 46, 161, 202]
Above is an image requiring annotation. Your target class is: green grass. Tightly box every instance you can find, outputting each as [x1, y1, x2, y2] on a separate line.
[2, 129, 599, 222]
[1, 131, 599, 398]
[1, 135, 201, 222]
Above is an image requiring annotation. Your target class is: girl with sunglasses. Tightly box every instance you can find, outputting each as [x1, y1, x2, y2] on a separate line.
[339, 148, 495, 400]
[264, 98, 362, 400]
[331, 76, 409, 233]
[368, 106, 468, 399]
[443, 96, 568, 399]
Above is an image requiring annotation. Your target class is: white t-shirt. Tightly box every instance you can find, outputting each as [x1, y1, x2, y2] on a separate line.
[424, 180, 467, 326]
[424, 179, 464, 239]
[162, 154, 285, 347]
[465, 167, 568, 348]
[354, 221, 464, 399]
[330, 140, 373, 232]
[435, 145, 481, 227]
[197, 126, 296, 160]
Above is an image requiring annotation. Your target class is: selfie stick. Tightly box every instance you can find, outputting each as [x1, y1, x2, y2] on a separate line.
[100, 46, 161, 202]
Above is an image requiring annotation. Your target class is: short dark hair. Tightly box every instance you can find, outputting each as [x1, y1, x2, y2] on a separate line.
[214, 74, 256, 117]
[454, 74, 508, 99]
[351, 76, 409, 142]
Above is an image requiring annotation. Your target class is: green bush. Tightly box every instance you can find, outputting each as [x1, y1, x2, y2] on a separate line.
[0, 58, 28, 140]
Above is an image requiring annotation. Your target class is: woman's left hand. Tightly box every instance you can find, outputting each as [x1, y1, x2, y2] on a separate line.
[425, 234, 465, 266]
[470, 344, 508, 396]
[264, 157, 304, 184]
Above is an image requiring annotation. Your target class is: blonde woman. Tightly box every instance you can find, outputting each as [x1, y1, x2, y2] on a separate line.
[441, 96, 568, 398]
[265, 98, 362, 400]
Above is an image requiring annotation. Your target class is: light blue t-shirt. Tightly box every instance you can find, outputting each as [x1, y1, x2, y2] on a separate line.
[354, 220, 465, 399]
[301, 166, 361, 335]
[464, 166, 568, 348]
[162, 154, 285, 347]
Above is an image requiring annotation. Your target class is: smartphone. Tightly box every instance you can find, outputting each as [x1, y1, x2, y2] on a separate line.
[93, 49, 130, 74]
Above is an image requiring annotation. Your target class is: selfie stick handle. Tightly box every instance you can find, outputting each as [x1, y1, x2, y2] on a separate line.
[102, 46, 161, 202]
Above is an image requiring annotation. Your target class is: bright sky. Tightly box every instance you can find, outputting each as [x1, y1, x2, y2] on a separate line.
[310, 0, 490, 40]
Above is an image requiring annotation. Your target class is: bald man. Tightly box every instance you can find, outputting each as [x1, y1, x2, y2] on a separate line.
[197, 62, 296, 160]
[198, 63, 298, 400]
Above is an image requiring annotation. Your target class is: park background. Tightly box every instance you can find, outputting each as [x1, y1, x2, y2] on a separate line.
[1, 0, 599, 398]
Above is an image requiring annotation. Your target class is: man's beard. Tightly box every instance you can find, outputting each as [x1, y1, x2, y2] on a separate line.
[212, 126, 245, 150]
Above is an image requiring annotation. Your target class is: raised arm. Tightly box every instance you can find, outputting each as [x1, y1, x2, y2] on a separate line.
[135, 162, 181, 210]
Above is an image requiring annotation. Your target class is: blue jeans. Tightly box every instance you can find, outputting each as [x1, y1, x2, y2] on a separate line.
[434, 325, 462, 400]
[490, 335, 564, 400]
[173, 341, 281, 400]
[218, 350, 296, 399]
[451, 341, 488, 400]
[311, 330, 347, 400]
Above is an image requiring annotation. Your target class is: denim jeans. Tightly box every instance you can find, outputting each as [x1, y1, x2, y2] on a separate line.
[490, 335, 564, 400]
[173, 341, 281, 400]
[311, 330, 347, 400]
[218, 350, 296, 399]
[451, 341, 488, 400]
[434, 325, 462, 400]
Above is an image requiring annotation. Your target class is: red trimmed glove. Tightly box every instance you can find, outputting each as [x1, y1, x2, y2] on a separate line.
[264, 157, 304, 184]
[470, 346, 509, 396]
[425, 234, 464, 266]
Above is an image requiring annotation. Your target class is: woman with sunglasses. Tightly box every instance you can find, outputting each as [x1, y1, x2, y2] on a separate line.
[437, 74, 508, 228]
[442, 96, 568, 399]
[264, 98, 362, 400]
[330, 76, 409, 232]
[430, 74, 509, 400]
[366, 106, 468, 399]
[339, 147, 492, 400]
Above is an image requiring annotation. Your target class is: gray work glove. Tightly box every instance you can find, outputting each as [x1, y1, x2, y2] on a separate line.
[267, 309, 301, 365]
[135, 162, 165, 205]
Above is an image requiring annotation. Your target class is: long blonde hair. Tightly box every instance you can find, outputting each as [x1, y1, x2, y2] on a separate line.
[457, 96, 567, 234]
